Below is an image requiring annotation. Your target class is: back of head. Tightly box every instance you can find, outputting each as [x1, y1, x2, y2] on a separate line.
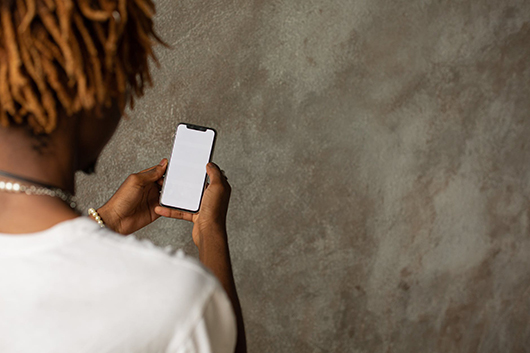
[0, 0, 163, 135]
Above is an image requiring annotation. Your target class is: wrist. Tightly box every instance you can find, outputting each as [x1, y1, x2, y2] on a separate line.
[95, 204, 121, 234]
[201, 223, 227, 237]
[197, 224, 227, 244]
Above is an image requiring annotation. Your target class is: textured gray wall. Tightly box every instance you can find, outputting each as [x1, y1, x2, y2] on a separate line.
[76, 0, 530, 351]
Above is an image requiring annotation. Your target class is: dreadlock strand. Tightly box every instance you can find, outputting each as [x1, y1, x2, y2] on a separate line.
[117, 0, 128, 36]
[33, 31, 54, 59]
[75, 30, 98, 107]
[92, 53, 105, 104]
[99, 0, 116, 13]
[21, 85, 48, 132]
[37, 4, 74, 76]
[115, 56, 126, 94]
[1, 10, 27, 88]
[73, 13, 104, 104]
[18, 29, 57, 133]
[120, 24, 131, 72]
[117, 87, 127, 112]
[18, 28, 43, 89]
[42, 0, 56, 11]
[68, 30, 91, 109]
[55, 0, 73, 43]
[84, 66, 97, 109]
[27, 35, 43, 80]
[41, 89, 56, 132]
[16, 0, 27, 23]
[83, 61, 96, 100]
[78, 0, 110, 21]
[34, 27, 65, 68]
[18, 0, 35, 34]
[104, 16, 118, 71]
[20, 53, 48, 132]
[135, 24, 153, 55]
[32, 36, 53, 59]
[41, 56, 72, 114]
[27, 115, 44, 134]
[73, 13, 97, 56]
[0, 50, 15, 115]
[92, 21, 111, 72]
[18, 33, 37, 81]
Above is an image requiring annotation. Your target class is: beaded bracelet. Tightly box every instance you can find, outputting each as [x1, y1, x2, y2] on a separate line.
[88, 208, 105, 228]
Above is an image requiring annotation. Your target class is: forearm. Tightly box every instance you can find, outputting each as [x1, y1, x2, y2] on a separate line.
[198, 230, 247, 353]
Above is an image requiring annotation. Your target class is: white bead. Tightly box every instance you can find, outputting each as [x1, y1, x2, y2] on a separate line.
[13, 183, 20, 191]
[0, 181, 5, 189]
[5, 182, 12, 190]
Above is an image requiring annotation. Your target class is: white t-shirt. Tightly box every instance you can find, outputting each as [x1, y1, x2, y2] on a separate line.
[0, 217, 236, 353]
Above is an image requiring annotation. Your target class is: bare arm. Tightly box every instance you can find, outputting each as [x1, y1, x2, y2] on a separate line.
[198, 227, 247, 353]
[155, 163, 247, 353]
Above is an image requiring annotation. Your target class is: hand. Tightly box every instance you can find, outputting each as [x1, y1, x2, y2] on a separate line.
[97, 159, 167, 235]
[154, 162, 231, 247]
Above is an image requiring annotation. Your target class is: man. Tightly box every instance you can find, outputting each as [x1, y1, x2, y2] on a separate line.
[0, 0, 246, 352]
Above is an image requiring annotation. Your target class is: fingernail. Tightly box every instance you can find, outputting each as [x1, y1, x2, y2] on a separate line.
[159, 159, 166, 166]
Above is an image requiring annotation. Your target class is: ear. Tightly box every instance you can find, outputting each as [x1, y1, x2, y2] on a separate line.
[73, 101, 122, 172]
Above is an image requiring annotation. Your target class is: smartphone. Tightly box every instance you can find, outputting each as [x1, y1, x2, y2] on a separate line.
[160, 123, 216, 213]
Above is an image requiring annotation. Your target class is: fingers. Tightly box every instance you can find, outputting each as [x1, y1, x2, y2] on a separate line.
[134, 159, 167, 186]
[154, 206, 194, 222]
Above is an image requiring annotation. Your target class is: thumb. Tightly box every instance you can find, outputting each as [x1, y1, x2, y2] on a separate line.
[206, 162, 222, 185]
[139, 159, 167, 182]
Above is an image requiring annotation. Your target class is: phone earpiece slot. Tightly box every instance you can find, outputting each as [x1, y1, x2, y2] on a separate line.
[186, 124, 207, 132]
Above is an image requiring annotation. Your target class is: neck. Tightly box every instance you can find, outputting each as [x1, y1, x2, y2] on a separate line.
[0, 126, 76, 193]
[0, 124, 79, 234]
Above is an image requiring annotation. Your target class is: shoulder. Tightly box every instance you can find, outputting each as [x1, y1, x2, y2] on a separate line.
[71, 217, 220, 302]
[87, 222, 237, 351]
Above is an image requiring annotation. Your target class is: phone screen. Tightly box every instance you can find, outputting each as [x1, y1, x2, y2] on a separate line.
[160, 124, 216, 213]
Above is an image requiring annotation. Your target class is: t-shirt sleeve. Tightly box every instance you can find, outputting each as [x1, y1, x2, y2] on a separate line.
[167, 283, 237, 353]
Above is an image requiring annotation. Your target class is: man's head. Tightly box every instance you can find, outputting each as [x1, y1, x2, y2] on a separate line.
[0, 0, 163, 169]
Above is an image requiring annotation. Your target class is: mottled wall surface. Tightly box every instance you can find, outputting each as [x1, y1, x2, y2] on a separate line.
[76, 0, 530, 352]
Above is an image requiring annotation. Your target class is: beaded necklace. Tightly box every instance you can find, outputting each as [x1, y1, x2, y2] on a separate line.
[0, 170, 77, 209]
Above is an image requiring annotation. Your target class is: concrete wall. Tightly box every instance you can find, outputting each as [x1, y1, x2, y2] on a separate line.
[77, 0, 530, 351]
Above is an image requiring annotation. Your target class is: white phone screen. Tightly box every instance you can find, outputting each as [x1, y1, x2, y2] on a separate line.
[160, 124, 216, 212]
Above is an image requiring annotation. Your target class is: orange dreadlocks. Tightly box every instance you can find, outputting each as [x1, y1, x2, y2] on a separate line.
[0, 0, 165, 134]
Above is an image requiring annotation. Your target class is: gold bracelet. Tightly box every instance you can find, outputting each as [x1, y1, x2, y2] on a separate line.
[88, 208, 105, 228]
